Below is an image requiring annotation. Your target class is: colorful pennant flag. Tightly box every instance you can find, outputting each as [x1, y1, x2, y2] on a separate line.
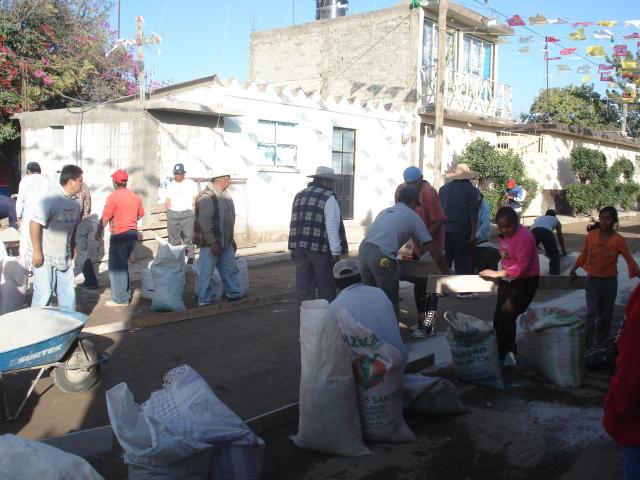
[545, 36, 560, 43]
[597, 20, 618, 27]
[529, 14, 548, 25]
[614, 45, 629, 57]
[593, 29, 614, 40]
[518, 36, 535, 43]
[623, 33, 640, 39]
[570, 29, 586, 41]
[586, 45, 606, 56]
[506, 15, 525, 27]
[600, 74, 614, 82]
[581, 75, 592, 84]
[577, 65, 592, 73]
[624, 20, 640, 29]
[572, 22, 593, 28]
[547, 18, 568, 25]
[556, 64, 572, 71]
[560, 47, 577, 55]
[518, 46, 531, 53]
[599, 64, 613, 71]
[621, 59, 638, 70]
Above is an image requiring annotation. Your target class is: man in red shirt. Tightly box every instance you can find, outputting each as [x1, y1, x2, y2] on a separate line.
[394, 166, 446, 331]
[95, 169, 144, 306]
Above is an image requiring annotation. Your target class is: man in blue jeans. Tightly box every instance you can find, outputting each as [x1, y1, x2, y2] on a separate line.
[95, 169, 145, 306]
[193, 167, 242, 306]
[29, 165, 83, 310]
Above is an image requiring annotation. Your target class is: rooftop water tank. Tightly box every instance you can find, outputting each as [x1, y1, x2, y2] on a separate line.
[315, 0, 349, 20]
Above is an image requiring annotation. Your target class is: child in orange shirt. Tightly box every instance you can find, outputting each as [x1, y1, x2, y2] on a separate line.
[570, 206, 640, 349]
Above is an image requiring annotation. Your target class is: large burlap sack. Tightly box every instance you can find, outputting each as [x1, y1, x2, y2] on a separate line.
[519, 307, 585, 388]
[150, 239, 186, 311]
[291, 300, 371, 457]
[445, 311, 504, 389]
[0, 257, 28, 314]
[107, 365, 264, 479]
[0, 434, 103, 480]
[402, 374, 467, 415]
[336, 308, 415, 443]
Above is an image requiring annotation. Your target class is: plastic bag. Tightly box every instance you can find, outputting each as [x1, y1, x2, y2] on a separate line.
[337, 308, 415, 443]
[519, 307, 585, 388]
[0, 257, 28, 314]
[150, 239, 186, 311]
[445, 311, 504, 389]
[402, 374, 467, 415]
[106, 365, 264, 480]
[0, 434, 103, 480]
[291, 300, 371, 457]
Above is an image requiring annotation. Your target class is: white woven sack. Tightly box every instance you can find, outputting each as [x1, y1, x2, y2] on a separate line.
[445, 311, 504, 389]
[519, 307, 585, 388]
[336, 308, 415, 443]
[141, 268, 154, 300]
[0, 257, 27, 314]
[291, 299, 371, 457]
[150, 239, 186, 311]
[236, 256, 249, 297]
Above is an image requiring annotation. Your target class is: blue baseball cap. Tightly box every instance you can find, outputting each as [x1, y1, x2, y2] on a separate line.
[173, 163, 186, 174]
[403, 166, 422, 183]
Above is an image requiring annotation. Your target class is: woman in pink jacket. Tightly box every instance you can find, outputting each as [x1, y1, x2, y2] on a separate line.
[603, 282, 640, 478]
[480, 206, 540, 368]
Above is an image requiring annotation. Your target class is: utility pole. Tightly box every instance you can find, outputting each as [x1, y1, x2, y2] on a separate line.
[134, 16, 161, 104]
[433, 0, 448, 188]
[621, 102, 628, 136]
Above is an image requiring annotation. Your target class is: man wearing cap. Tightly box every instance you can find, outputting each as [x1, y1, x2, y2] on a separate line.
[165, 163, 198, 265]
[505, 178, 526, 219]
[330, 259, 408, 364]
[288, 166, 348, 304]
[193, 167, 242, 306]
[16, 161, 53, 265]
[438, 163, 482, 299]
[531, 209, 567, 275]
[29, 165, 83, 310]
[95, 169, 145, 306]
[394, 166, 446, 322]
[358, 186, 449, 317]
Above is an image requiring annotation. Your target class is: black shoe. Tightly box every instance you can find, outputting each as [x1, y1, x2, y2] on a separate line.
[187, 258, 194, 265]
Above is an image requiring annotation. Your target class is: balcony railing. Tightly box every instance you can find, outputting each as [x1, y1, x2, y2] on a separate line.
[421, 66, 512, 120]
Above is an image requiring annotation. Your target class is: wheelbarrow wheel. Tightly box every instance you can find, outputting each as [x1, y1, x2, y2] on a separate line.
[51, 339, 100, 395]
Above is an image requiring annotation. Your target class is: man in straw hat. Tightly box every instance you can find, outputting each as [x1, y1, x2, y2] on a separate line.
[438, 163, 482, 299]
[288, 166, 348, 304]
[193, 165, 243, 306]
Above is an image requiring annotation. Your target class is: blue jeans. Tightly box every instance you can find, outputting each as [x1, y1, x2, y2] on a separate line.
[196, 245, 241, 306]
[625, 445, 640, 480]
[358, 242, 401, 315]
[445, 231, 471, 275]
[108, 230, 138, 304]
[31, 264, 76, 310]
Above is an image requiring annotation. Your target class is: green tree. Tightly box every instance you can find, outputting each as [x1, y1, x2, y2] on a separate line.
[458, 139, 538, 219]
[0, 0, 140, 145]
[521, 84, 620, 131]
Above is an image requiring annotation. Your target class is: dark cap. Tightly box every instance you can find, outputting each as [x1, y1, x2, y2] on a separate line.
[26, 162, 41, 173]
[173, 163, 186, 175]
[545, 209, 557, 217]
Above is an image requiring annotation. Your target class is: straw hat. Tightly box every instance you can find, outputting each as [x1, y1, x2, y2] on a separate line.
[445, 163, 480, 180]
[307, 166, 338, 182]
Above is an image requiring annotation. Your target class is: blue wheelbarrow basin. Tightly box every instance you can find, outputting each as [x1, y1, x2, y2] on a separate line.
[0, 308, 88, 372]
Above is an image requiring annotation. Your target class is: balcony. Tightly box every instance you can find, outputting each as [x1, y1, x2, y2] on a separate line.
[421, 66, 512, 121]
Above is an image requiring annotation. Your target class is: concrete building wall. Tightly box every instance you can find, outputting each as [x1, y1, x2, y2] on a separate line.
[249, 5, 421, 109]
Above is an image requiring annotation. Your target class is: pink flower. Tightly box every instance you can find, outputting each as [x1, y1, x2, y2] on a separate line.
[34, 69, 45, 78]
[43, 76, 53, 86]
[42, 58, 50, 67]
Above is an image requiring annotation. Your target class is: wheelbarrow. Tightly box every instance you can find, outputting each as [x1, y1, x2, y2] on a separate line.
[0, 307, 106, 421]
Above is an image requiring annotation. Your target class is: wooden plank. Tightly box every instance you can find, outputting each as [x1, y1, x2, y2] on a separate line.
[399, 259, 440, 281]
[405, 352, 435, 374]
[426, 274, 587, 294]
[42, 426, 113, 458]
[245, 403, 299, 434]
[133, 292, 294, 329]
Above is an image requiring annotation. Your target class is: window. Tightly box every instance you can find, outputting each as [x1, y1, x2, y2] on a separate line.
[256, 120, 297, 167]
[332, 128, 355, 220]
[462, 35, 493, 80]
[422, 19, 456, 71]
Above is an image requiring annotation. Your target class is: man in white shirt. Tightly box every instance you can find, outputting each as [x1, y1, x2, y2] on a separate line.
[531, 209, 567, 275]
[165, 163, 199, 264]
[330, 259, 409, 364]
[16, 161, 53, 267]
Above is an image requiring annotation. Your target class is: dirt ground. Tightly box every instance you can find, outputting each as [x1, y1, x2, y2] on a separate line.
[2, 215, 639, 479]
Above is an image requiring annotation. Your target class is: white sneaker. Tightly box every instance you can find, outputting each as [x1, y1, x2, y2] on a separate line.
[456, 292, 474, 299]
[503, 352, 517, 368]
